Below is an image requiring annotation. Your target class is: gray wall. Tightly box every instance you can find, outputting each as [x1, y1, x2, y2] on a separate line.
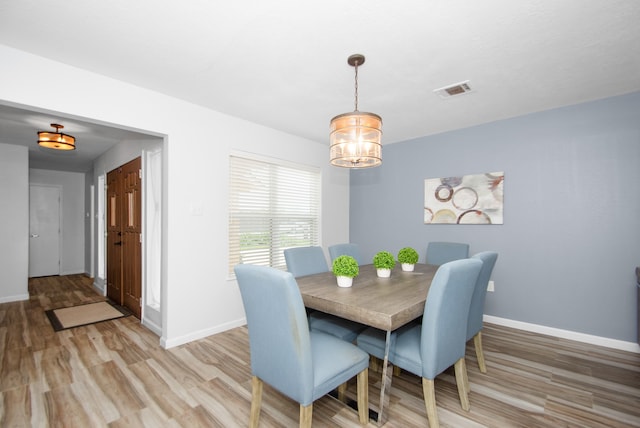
[350, 91, 640, 343]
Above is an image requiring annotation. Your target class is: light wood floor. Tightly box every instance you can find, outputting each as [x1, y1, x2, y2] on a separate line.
[1, 274, 639, 427]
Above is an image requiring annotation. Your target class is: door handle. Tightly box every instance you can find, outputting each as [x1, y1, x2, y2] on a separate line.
[114, 241, 122, 246]
[30, 234, 39, 238]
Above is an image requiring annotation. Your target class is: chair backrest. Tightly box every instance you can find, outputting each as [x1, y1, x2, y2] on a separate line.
[426, 241, 470, 265]
[467, 251, 498, 340]
[420, 258, 482, 379]
[283, 246, 329, 278]
[328, 243, 362, 265]
[234, 264, 314, 404]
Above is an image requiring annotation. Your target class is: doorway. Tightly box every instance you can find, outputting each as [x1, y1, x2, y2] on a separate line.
[106, 157, 142, 318]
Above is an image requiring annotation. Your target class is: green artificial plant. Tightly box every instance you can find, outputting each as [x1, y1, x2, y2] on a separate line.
[397, 247, 419, 264]
[332, 255, 359, 278]
[372, 251, 396, 269]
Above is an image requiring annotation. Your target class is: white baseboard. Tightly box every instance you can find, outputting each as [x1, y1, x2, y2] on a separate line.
[157, 314, 640, 353]
[160, 317, 247, 349]
[92, 281, 105, 296]
[0, 293, 29, 304]
[484, 315, 640, 354]
[59, 269, 85, 276]
[142, 317, 162, 337]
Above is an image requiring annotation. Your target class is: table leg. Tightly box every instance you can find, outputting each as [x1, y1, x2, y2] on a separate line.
[327, 329, 394, 425]
[375, 330, 393, 426]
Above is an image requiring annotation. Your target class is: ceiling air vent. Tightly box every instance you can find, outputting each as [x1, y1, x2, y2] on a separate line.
[434, 80, 473, 99]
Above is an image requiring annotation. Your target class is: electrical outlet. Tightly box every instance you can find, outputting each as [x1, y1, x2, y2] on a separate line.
[487, 280, 495, 292]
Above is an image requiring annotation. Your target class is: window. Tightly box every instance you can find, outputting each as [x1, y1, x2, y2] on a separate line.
[229, 154, 320, 276]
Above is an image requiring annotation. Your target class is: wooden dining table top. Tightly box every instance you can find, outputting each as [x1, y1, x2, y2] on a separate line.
[296, 263, 438, 331]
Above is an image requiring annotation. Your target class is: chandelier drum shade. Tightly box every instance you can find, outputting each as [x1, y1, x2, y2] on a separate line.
[37, 123, 76, 150]
[330, 54, 382, 168]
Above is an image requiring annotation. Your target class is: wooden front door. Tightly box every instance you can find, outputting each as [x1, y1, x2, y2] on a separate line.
[106, 157, 142, 318]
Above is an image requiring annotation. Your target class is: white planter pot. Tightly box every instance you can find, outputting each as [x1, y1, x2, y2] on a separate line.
[376, 268, 391, 278]
[336, 276, 353, 287]
[401, 263, 415, 272]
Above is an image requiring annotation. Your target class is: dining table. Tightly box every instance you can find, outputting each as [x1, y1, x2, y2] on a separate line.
[296, 263, 438, 426]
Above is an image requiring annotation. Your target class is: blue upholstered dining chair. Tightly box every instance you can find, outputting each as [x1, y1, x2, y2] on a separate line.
[284, 246, 366, 343]
[356, 258, 483, 428]
[328, 243, 362, 265]
[283, 246, 329, 278]
[234, 264, 369, 427]
[467, 251, 498, 373]
[426, 241, 469, 265]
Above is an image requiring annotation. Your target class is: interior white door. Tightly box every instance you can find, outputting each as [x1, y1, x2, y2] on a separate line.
[29, 185, 61, 277]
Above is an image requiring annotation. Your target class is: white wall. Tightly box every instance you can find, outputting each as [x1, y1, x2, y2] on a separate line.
[0, 143, 29, 303]
[0, 44, 350, 347]
[29, 169, 85, 275]
[84, 170, 94, 278]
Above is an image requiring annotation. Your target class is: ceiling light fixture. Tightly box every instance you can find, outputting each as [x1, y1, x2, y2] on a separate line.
[330, 54, 382, 168]
[37, 123, 76, 151]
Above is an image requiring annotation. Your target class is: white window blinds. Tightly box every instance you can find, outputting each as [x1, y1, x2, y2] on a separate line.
[228, 155, 320, 276]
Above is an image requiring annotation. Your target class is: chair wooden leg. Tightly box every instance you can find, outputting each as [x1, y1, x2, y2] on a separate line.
[338, 382, 347, 401]
[370, 356, 379, 372]
[474, 331, 487, 373]
[422, 378, 439, 428]
[299, 403, 313, 428]
[357, 368, 369, 424]
[250, 376, 263, 428]
[454, 358, 470, 411]
[463, 360, 470, 395]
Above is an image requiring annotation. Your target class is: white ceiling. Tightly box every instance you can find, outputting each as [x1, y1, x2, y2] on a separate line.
[0, 103, 158, 172]
[1, 0, 639, 171]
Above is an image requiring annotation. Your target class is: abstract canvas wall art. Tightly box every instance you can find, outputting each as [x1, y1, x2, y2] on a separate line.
[424, 172, 504, 224]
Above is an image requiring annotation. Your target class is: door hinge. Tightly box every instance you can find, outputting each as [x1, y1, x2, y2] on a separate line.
[139, 169, 142, 179]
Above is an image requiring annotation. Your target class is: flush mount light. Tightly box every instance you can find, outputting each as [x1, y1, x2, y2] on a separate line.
[37, 123, 76, 150]
[329, 54, 382, 168]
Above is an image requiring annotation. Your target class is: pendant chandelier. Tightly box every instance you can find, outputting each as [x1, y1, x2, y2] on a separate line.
[37, 123, 76, 151]
[330, 54, 382, 168]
